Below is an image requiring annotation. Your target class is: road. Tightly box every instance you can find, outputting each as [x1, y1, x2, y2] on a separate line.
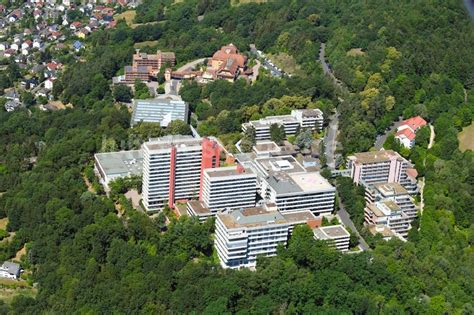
[324, 110, 339, 169]
[374, 117, 403, 149]
[249, 44, 284, 78]
[319, 43, 345, 91]
[337, 199, 370, 251]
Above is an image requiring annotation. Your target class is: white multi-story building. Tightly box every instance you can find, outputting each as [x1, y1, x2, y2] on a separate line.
[187, 165, 257, 221]
[313, 225, 350, 252]
[201, 166, 257, 212]
[347, 150, 410, 186]
[142, 136, 220, 212]
[365, 182, 419, 220]
[0, 261, 20, 280]
[364, 200, 411, 237]
[242, 109, 323, 140]
[214, 204, 316, 269]
[239, 155, 335, 215]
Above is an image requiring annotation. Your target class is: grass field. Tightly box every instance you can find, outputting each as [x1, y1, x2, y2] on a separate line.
[134, 40, 160, 48]
[266, 52, 305, 77]
[0, 278, 37, 304]
[0, 218, 8, 230]
[231, 0, 267, 6]
[458, 123, 474, 152]
[114, 10, 136, 27]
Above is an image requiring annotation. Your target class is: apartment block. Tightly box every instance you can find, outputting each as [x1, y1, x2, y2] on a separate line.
[142, 136, 220, 212]
[313, 225, 350, 252]
[201, 166, 257, 211]
[365, 182, 419, 220]
[364, 200, 411, 237]
[347, 150, 410, 186]
[214, 204, 316, 269]
[242, 109, 323, 140]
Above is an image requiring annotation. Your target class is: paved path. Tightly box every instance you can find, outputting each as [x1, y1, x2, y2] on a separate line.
[176, 58, 207, 72]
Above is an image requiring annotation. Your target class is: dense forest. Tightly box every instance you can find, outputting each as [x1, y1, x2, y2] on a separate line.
[0, 0, 472, 313]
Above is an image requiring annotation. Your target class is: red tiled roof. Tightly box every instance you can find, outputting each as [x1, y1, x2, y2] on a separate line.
[396, 128, 416, 141]
[401, 116, 427, 131]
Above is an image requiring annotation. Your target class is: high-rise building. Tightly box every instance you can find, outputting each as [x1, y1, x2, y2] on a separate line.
[242, 109, 324, 141]
[142, 136, 220, 212]
[200, 166, 257, 212]
[214, 203, 317, 269]
[347, 150, 410, 186]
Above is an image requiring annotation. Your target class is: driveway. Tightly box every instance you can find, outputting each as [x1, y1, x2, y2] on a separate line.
[374, 117, 403, 149]
[176, 58, 207, 72]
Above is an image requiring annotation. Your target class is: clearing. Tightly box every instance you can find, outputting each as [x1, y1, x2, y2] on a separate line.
[231, 0, 267, 6]
[458, 123, 474, 152]
[0, 218, 8, 230]
[347, 48, 366, 57]
[115, 10, 136, 27]
[134, 40, 160, 49]
[0, 278, 37, 305]
[266, 52, 305, 77]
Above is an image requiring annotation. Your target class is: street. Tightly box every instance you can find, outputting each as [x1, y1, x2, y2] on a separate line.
[324, 110, 339, 169]
[337, 200, 370, 251]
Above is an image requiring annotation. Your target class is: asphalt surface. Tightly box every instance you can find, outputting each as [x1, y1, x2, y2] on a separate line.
[337, 200, 370, 251]
[374, 117, 403, 149]
[324, 110, 338, 169]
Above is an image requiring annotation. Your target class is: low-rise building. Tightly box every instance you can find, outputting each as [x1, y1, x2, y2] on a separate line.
[214, 204, 316, 269]
[130, 95, 188, 127]
[94, 150, 143, 189]
[313, 225, 350, 252]
[242, 109, 323, 141]
[0, 261, 20, 280]
[395, 116, 427, 148]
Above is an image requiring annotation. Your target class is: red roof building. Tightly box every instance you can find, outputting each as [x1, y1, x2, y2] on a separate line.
[395, 116, 427, 149]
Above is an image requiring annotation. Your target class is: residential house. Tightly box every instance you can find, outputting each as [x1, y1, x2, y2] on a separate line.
[0, 42, 9, 50]
[0, 261, 20, 280]
[395, 116, 428, 149]
[70, 21, 82, 30]
[45, 78, 55, 90]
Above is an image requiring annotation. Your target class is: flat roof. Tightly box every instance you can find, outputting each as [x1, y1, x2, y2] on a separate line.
[367, 200, 402, 217]
[294, 109, 323, 117]
[313, 225, 350, 239]
[187, 200, 211, 215]
[348, 150, 403, 164]
[266, 171, 335, 195]
[368, 224, 394, 237]
[374, 182, 408, 196]
[248, 114, 297, 128]
[131, 95, 188, 126]
[253, 141, 280, 153]
[255, 155, 306, 175]
[281, 210, 317, 224]
[218, 207, 287, 229]
[95, 150, 143, 177]
[205, 166, 255, 178]
[143, 135, 200, 151]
